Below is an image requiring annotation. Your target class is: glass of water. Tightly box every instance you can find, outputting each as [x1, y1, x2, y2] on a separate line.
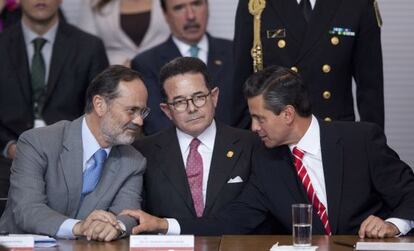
[292, 204, 312, 246]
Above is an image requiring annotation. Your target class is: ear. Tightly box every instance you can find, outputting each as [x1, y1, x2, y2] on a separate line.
[282, 105, 296, 125]
[210, 87, 219, 108]
[160, 103, 173, 120]
[93, 95, 108, 117]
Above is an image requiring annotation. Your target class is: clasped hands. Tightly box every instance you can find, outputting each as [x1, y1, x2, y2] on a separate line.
[73, 210, 123, 242]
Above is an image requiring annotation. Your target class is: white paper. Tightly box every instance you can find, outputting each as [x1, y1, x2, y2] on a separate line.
[0, 236, 34, 248]
[9, 234, 57, 248]
[356, 242, 414, 250]
[130, 235, 194, 250]
[270, 243, 318, 251]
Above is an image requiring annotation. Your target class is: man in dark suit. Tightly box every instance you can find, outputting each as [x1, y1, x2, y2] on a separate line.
[233, 0, 384, 129]
[132, 57, 261, 234]
[131, 0, 240, 135]
[0, 0, 108, 210]
[124, 66, 414, 238]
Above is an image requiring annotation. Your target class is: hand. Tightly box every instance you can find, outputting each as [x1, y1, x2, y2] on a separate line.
[83, 221, 121, 242]
[120, 209, 168, 234]
[6, 143, 16, 159]
[73, 210, 120, 237]
[0, 0, 5, 14]
[358, 215, 400, 238]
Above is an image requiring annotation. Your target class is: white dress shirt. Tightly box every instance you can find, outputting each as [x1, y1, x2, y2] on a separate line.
[172, 35, 209, 64]
[289, 115, 413, 235]
[296, 0, 316, 9]
[56, 118, 111, 239]
[166, 120, 217, 235]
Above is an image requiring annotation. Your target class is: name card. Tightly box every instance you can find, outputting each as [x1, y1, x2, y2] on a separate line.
[356, 242, 414, 250]
[130, 235, 194, 251]
[0, 236, 34, 250]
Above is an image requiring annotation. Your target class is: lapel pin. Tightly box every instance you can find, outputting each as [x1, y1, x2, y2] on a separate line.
[267, 28, 286, 39]
[226, 151, 234, 158]
[214, 60, 222, 65]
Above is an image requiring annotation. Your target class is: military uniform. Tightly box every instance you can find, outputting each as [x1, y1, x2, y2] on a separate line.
[234, 0, 384, 128]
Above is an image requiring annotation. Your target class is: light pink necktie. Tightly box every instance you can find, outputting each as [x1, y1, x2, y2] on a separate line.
[186, 138, 204, 217]
[293, 147, 332, 235]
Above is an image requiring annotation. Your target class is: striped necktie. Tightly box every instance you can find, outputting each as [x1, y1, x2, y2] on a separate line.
[293, 146, 332, 235]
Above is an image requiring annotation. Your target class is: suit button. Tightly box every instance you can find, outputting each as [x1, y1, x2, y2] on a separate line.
[322, 64, 331, 73]
[331, 36, 339, 45]
[277, 39, 286, 48]
[324, 117, 332, 122]
[291, 66, 298, 72]
[323, 91, 331, 99]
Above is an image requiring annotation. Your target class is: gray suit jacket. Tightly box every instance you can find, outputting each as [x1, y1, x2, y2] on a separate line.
[0, 117, 145, 236]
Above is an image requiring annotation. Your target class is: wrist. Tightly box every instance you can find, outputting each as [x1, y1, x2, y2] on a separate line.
[159, 218, 169, 234]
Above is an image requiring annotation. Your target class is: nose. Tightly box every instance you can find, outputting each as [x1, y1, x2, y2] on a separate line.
[185, 5, 196, 20]
[132, 115, 144, 126]
[251, 119, 260, 133]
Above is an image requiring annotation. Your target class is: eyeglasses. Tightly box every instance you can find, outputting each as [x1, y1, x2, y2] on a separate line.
[167, 91, 211, 112]
[113, 100, 151, 119]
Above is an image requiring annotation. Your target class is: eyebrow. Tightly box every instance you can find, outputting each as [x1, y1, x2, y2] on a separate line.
[172, 91, 205, 101]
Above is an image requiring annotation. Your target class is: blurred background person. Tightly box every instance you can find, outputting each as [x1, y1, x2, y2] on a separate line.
[77, 0, 169, 66]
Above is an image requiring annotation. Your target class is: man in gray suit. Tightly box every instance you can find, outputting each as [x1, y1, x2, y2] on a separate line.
[0, 65, 149, 242]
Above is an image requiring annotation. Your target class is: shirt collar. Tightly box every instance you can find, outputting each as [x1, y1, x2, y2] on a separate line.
[82, 117, 111, 167]
[289, 115, 321, 158]
[172, 34, 208, 57]
[21, 20, 59, 47]
[176, 119, 216, 153]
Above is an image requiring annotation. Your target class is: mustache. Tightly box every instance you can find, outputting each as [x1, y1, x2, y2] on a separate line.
[184, 22, 200, 31]
[125, 123, 140, 131]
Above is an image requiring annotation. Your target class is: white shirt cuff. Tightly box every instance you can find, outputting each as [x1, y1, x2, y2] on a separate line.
[165, 218, 181, 235]
[385, 217, 414, 236]
[56, 219, 80, 239]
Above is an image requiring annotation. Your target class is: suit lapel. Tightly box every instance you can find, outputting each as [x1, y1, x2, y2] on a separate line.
[60, 117, 84, 218]
[204, 123, 243, 215]
[43, 22, 71, 109]
[206, 34, 225, 79]
[295, 0, 342, 62]
[268, 0, 307, 45]
[9, 24, 31, 106]
[279, 146, 326, 234]
[157, 128, 196, 215]
[320, 121, 343, 234]
[159, 37, 182, 64]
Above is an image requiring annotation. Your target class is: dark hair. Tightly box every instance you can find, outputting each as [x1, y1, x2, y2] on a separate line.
[160, 0, 208, 12]
[84, 65, 144, 113]
[243, 65, 312, 117]
[159, 57, 211, 101]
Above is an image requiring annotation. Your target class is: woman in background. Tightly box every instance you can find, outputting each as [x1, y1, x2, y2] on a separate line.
[78, 0, 169, 66]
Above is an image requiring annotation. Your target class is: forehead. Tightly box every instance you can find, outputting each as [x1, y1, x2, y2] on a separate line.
[164, 73, 208, 98]
[165, 0, 205, 9]
[115, 79, 148, 104]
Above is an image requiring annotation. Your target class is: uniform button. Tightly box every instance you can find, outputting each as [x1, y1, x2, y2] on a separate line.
[277, 39, 286, 48]
[331, 36, 339, 45]
[322, 64, 331, 73]
[291, 66, 298, 72]
[323, 91, 331, 99]
[324, 117, 332, 122]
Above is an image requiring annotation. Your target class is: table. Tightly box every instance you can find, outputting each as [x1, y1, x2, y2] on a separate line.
[36, 235, 414, 251]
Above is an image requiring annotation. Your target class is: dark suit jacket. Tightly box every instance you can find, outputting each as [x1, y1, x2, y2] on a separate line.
[233, 0, 384, 128]
[179, 121, 414, 235]
[133, 121, 260, 219]
[0, 21, 108, 151]
[0, 21, 108, 208]
[131, 35, 238, 135]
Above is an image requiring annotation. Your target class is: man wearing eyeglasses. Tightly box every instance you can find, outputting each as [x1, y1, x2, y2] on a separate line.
[0, 66, 148, 241]
[132, 57, 266, 234]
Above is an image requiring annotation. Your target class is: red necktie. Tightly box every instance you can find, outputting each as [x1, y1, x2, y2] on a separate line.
[292, 147, 332, 235]
[186, 138, 204, 217]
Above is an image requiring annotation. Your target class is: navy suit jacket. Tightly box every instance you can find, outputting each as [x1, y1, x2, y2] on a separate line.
[179, 121, 414, 235]
[131, 35, 239, 135]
